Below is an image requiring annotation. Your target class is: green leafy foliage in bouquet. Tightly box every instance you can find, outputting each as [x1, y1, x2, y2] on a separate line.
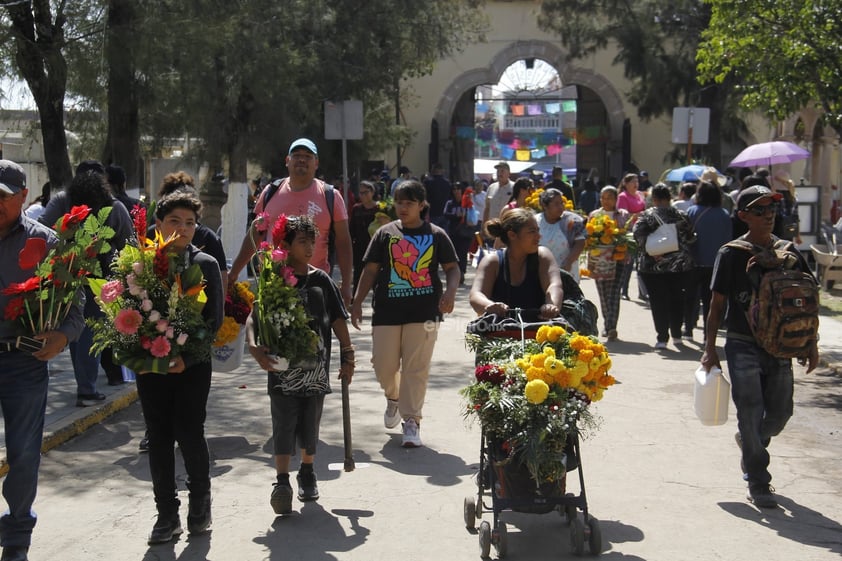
[88, 206, 211, 374]
[2, 205, 113, 336]
[462, 326, 615, 483]
[254, 214, 319, 365]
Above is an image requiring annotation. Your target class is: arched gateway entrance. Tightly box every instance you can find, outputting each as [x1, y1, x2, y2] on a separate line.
[431, 40, 627, 185]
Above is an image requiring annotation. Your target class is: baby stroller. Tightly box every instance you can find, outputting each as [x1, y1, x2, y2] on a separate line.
[463, 309, 602, 557]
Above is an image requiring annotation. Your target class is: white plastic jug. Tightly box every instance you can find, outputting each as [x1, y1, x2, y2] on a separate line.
[694, 366, 730, 426]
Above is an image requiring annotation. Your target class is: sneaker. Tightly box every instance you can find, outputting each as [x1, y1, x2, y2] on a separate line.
[606, 329, 618, 342]
[746, 483, 778, 509]
[401, 418, 422, 448]
[734, 432, 746, 477]
[296, 470, 319, 502]
[186, 493, 212, 535]
[139, 431, 150, 453]
[76, 392, 106, 407]
[148, 513, 183, 545]
[654, 341, 667, 350]
[384, 399, 401, 429]
[270, 480, 293, 514]
[673, 337, 685, 347]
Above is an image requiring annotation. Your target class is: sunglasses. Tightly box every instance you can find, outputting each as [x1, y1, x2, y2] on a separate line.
[744, 203, 779, 217]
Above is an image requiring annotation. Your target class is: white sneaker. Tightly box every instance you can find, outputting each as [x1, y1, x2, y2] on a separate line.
[384, 399, 401, 429]
[654, 341, 667, 350]
[401, 418, 422, 448]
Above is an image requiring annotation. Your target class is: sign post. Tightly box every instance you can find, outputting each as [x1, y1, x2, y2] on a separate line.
[325, 100, 364, 203]
[672, 107, 710, 162]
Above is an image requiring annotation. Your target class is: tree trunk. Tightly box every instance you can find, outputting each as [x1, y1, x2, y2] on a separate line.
[101, 0, 141, 190]
[3, 0, 73, 188]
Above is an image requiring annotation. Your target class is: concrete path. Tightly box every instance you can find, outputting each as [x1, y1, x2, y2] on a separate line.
[2, 271, 840, 560]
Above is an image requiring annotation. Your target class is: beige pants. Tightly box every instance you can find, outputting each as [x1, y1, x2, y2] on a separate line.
[371, 322, 439, 422]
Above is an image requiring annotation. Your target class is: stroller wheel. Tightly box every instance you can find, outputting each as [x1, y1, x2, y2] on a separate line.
[463, 496, 477, 529]
[478, 521, 492, 557]
[570, 517, 585, 555]
[587, 516, 602, 555]
[495, 521, 508, 558]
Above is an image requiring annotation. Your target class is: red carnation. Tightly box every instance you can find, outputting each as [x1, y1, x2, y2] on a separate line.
[18, 237, 48, 270]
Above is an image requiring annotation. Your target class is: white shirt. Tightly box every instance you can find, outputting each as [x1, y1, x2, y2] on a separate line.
[485, 180, 513, 219]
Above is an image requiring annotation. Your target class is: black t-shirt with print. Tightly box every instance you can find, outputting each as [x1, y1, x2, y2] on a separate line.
[363, 220, 458, 326]
[268, 267, 348, 396]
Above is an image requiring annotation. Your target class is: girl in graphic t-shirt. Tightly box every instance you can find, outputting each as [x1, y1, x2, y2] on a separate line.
[350, 180, 460, 449]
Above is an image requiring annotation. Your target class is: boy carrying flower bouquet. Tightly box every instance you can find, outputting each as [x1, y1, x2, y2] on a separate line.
[245, 214, 354, 516]
[134, 192, 224, 544]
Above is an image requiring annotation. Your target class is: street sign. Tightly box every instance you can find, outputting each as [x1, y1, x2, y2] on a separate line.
[325, 100, 364, 140]
[672, 107, 710, 144]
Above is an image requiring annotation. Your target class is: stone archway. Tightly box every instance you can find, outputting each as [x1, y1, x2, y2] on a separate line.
[432, 40, 627, 180]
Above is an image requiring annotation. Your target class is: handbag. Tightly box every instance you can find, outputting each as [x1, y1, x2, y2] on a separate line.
[644, 212, 679, 256]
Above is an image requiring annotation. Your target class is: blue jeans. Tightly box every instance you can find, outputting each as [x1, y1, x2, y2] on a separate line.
[0, 352, 49, 547]
[69, 288, 103, 395]
[724, 338, 793, 486]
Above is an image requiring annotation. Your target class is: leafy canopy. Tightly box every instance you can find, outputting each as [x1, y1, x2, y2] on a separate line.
[697, 0, 842, 136]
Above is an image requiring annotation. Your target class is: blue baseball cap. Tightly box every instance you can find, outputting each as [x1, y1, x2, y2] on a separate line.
[288, 138, 318, 156]
[0, 160, 26, 194]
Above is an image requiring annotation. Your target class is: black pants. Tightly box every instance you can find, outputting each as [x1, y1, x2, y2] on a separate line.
[137, 361, 212, 515]
[640, 271, 691, 343]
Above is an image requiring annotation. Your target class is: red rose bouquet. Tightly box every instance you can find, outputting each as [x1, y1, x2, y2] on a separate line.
[2, 205, 113, 336]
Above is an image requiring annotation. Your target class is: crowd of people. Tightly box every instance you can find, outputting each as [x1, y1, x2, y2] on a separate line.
[0, 145, 819, 559]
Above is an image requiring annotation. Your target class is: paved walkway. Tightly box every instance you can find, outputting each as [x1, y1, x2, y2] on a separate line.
[3, 271, 842, 560]
[3, 275, 840, 472]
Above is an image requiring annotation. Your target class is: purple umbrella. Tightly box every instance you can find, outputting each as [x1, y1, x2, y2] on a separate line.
[729, 141, 810, 168]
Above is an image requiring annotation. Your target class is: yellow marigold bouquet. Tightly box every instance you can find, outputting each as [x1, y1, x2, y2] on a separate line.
[462, 325, 616, 483]
[584, 214, 629, 257]
[525, 188, 573, 212]
[213, 281, 255, 347]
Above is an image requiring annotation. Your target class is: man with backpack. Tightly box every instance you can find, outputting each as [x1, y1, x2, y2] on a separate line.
[228, 138, 353, 306]
[701, 185, 819, 509]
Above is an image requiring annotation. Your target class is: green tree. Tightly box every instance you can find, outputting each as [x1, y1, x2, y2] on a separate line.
[697, 0, 842, 138]
[538, 0, 741, 168]
[0, 0, 78, 187]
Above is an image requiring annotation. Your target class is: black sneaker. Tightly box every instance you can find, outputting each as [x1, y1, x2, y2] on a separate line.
[746, 483, 778, 509]
[297, 470, 319, 502]
[186, 493, 212, 535]
[76, 392, 106, 407]
[270, 480, 293, 514]
[0, 545, 29, 561]
[148, 513, 183, 545]
[138, 434, 150, 453]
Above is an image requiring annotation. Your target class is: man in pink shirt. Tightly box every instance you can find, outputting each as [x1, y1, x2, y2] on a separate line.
[229, 138, 354, 305]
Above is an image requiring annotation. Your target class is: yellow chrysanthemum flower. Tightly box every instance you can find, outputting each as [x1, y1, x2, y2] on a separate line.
[578, 349, 594, 363]
[535, 325, 550, 344]
[524, 379, 550, 404]
[544, 356, 565, 375]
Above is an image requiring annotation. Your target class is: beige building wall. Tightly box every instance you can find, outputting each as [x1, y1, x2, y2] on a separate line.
[398, 1, 684, 182]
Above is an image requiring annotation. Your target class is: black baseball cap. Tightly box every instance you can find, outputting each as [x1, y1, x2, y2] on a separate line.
[0, 160, 26, 194]
[737, 185, 783, 211]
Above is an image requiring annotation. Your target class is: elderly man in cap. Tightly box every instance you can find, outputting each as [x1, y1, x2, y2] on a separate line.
[483, 161, 514, 222]
[229, 138, 354, 305]
[702, 185, 818, 510]
[0, 160, 85, 561]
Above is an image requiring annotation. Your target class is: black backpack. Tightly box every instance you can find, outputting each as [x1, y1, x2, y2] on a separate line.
[260, 179, 336, 259]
